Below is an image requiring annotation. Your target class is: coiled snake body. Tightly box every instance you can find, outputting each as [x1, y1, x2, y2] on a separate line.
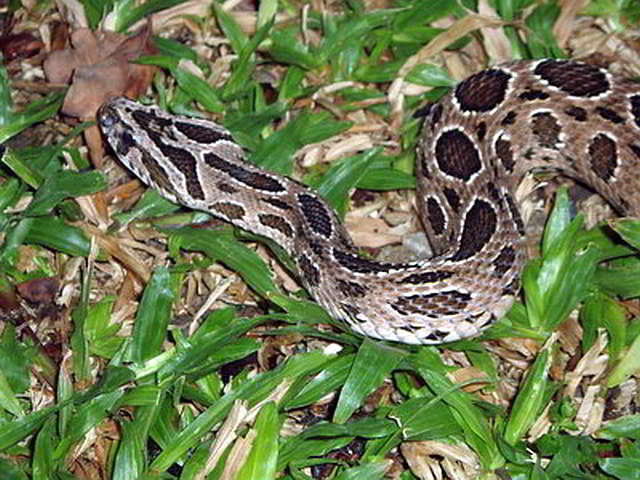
[98, 59, 640, 344]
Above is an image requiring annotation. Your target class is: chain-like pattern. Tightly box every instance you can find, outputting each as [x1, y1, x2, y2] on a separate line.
[98, 59, 640, 344]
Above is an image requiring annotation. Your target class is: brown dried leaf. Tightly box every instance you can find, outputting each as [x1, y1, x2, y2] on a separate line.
[345, 216, 401, 248]
[44, 24, 157, 120]
[553, 0, 591, 48]
[83, 224, 151, 282]
[44, 28, 104, 84]
[478, 0, 512, 61]
[398, 13, 506, 78]
[16, 276, 59, 304]
[49, 21, 70, 53]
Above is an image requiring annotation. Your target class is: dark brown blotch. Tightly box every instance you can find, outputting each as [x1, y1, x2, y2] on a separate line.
[217, 182, 238, 194]
[595, 106, 625, 124]
[210, 201, 246, 220]
[116, 131, 136, 156]
[335, 279, 368, 298]
[262, 197, 292, 210]
[493, 246, 516, 276]
[148, 131, 206, 200]
[391, 290, 472, 316]
[476, 121, 487, 141]
[629, 143, 640, 160]
[531, 112, 561, 148]
[298, 254, 320, 287]
[429, 103, 443, 130]
[533, 59, 609, 97]
[258, 213, 294, 238]
[174, 121, 233, 144]
[298, 193, 333, 239]
[485, 181, 501, 204]
[449, 199, 497, 261]
[565, 106, 588, 121]
[588, 133, 618, 182]
[502, 278, 520, 296]
[333, 249, 406, 274]
[399, 270, 454, 284]
[341, 302, 365, 323]
[139, 149, 175, 195]
[132, 108, 173, 131]
[454, 69, 511, 112]
[495, 136, 515, 172]
[443, 187, 461, 212]
[618, 197, 632, 213]
[519, 89, 550, 101]
[630, 95, 640, 128]
[420, 331, 445, 342]
[413, 103, 432, 118]
[435, 129, 482, 181]
[501, 110, 517, 126]
[505, 194, 525, 235]
[309, 240, 324, 256]
[426, 197, 446, 235]
[203, 152, 286, 193]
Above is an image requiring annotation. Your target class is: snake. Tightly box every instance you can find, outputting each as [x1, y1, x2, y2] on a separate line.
[97, 59, 640, 345]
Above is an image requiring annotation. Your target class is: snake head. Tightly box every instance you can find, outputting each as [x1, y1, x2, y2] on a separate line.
[97, 97, 181, 204]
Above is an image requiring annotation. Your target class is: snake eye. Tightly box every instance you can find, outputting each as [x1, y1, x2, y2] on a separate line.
[97, 106, 118, 131]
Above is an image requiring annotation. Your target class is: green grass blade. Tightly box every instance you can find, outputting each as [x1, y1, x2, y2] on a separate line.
[236, 401, 279, 480]
[333, 340, 407, 424]
[131, 267, 174, 363]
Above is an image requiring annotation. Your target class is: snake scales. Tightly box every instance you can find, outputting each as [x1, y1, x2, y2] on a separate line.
[98, 59, 640, 345]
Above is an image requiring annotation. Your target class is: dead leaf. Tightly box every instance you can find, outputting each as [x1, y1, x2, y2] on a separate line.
[16, 276, 59, 304]
[44, 23, 157, 120]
